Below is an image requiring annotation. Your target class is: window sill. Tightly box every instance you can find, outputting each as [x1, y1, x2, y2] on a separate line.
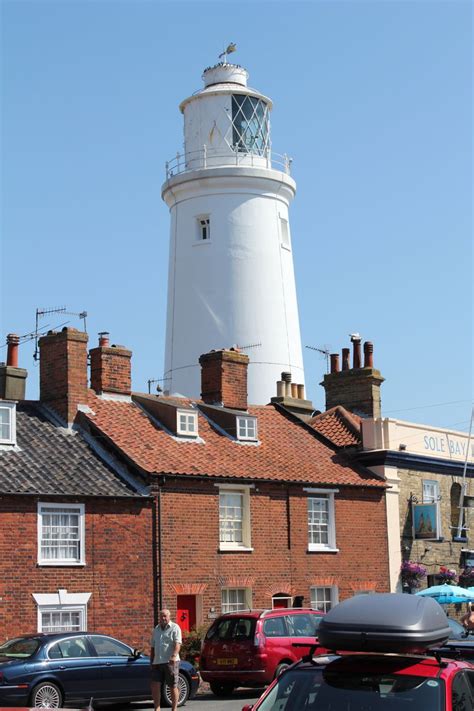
[37, 562, 85, 567]
[219, 546, 254, 554]
[307, 547, 339, 554]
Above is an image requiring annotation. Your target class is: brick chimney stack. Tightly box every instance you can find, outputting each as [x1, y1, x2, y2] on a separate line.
[39, 327, 88, 425]
[90, 333, 132, 397]
[321, 338, 384, 418]
[199, 348, 249, 410]
[0, 334, 28, 400]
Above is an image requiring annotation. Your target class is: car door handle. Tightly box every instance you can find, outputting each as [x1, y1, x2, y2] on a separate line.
[106, 662, 112, 666]
[59, 665, 65, 670]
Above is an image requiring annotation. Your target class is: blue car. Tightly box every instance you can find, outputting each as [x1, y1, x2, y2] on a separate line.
[0, 632, 199, 708]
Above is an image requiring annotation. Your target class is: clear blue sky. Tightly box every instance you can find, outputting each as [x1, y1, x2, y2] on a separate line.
[1, 0, 472, 432]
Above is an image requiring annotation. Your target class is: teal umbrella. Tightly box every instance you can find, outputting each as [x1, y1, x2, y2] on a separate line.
[416, 584, 474, 604]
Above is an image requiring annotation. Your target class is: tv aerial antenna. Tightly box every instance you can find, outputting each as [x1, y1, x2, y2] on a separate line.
[305, 344, 331, 374]
[33, 307, 88, 361]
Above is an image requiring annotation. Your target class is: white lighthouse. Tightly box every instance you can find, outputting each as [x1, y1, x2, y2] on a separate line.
[162, 60, 305, 404]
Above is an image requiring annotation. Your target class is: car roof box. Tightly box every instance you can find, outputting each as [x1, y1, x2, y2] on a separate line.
[318, 593, 450, 654]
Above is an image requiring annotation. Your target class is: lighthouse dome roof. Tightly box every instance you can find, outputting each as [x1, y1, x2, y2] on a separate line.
[179, 63, 272, 113]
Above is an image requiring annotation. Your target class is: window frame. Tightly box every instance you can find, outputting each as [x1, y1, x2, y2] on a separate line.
[176, 409, 198, 437]
[236, 416, 258, 442]
[310, 585, 339, 613]
[39, 606, 86, 634]
[37, 502, 86, 566]
[221, 587, 252, 613]
[196, 215, 211, 242]
[33, 590, 91, 633]
[0, 402, 16, 445]
[279, 215, 291, 251]
[304, 488, 339, 552]
[422, 478, 442, 537]
[217, 484, 253, 552]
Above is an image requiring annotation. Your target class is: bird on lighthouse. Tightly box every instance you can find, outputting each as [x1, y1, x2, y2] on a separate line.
[162, 47, 305, 405]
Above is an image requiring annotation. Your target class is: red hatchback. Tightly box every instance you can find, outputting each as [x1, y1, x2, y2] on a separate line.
[200, 608, 325, 696]
[242, 652, 474, 710]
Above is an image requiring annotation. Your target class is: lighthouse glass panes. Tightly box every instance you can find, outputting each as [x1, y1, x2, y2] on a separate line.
[232, 95, 270, 155]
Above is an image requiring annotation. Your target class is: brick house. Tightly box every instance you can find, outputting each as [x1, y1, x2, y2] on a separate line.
[309, 335, 474, 595]
[1, 327, 391, 640]
[0, 335, 153, 647]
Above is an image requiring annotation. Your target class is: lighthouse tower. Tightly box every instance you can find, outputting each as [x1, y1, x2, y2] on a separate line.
[162, 61, 305, 404]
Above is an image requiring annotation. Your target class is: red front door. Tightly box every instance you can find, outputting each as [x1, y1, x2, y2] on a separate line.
[177, 595, 196, 634]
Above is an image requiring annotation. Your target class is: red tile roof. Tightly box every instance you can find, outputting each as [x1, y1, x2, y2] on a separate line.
[81, 392, 383, 488]
[308, 406, 362, 448]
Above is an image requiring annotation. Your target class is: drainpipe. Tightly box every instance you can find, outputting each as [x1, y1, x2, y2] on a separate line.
[152, 477, 165, 626]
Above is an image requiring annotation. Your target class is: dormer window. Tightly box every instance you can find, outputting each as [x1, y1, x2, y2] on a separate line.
[177, 410, 198, 437]
[0, 402, 16, 445]
[236, 416, 257, 441]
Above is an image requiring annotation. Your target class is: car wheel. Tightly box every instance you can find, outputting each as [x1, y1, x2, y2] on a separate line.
[275, 662, 290, 678]
[30, 681, 63, 708]
[209, 682, 235, 697]
[162, 671, 191, 707]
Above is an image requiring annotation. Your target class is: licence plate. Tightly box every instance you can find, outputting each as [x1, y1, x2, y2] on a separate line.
[216, 657, 238, 666]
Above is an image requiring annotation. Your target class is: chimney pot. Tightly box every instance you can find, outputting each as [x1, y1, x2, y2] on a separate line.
[276, 380, 285, 397]
[297, 384, 305, 399]
[291, 383, 298, 398]
[364, 341, 374, 368]
[281, 371, 292, 383]
[330, 353, 340, 374]
[98, 331, 110, 348]
[342, 348, 350, 371]
[6, 334, 20, 367]
[352, 338, 362, 368]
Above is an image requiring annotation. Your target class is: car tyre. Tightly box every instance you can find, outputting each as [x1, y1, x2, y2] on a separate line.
[275, 662, 290, 678]
[30, 680, 64, 708]
[162, 671, 191, 707]
[209, 681, 235, 697]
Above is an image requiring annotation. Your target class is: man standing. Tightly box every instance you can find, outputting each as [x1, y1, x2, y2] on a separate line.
[150, 608, 182, 711]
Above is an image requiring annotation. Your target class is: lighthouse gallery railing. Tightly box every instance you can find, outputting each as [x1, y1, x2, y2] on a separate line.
[165, 147, 292, 180]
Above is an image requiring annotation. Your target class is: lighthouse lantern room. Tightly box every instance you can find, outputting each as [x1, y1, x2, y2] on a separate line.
[162, 59, 305, 405]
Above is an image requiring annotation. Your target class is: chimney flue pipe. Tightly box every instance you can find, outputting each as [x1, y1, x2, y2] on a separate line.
[364, 341, 374, 368]
[342, 348, 350, 371]
[330, 353, 340, 374]
[6, 334, 20, 367]
[352, 338, 362, 368]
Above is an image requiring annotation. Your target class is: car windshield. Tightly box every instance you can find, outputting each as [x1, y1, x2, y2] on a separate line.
[256, 667, 444, 710]
[0, 637, 41, 659]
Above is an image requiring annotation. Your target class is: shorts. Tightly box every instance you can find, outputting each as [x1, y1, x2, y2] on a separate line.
[151, 661, 179, 687]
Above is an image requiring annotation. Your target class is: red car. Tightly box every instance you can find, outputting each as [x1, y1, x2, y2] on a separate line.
[241, 593, 474, 710]
[200, 608, 325, 696]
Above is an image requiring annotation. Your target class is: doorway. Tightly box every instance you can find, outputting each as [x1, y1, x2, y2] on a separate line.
[176, 595, 197, 634]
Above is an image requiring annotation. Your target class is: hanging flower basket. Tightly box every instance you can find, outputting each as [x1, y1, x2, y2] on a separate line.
[400, 560, 427, 590]
[438, 566, 458, 585]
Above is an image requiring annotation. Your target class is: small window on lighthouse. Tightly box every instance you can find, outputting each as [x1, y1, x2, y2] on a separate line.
[197, 217, 210, 241]
[280, 217, 291, 250]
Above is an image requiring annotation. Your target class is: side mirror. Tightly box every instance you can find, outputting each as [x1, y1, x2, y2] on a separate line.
[131, 648, 142, 659]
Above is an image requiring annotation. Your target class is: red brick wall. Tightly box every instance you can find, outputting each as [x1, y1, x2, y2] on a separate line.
[199, 350, 249, 410]
[0, 497, 154, 650]
[90, 345, 132, 395]
[155, 479, 390, 623]
[39, 328, 88, 425]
